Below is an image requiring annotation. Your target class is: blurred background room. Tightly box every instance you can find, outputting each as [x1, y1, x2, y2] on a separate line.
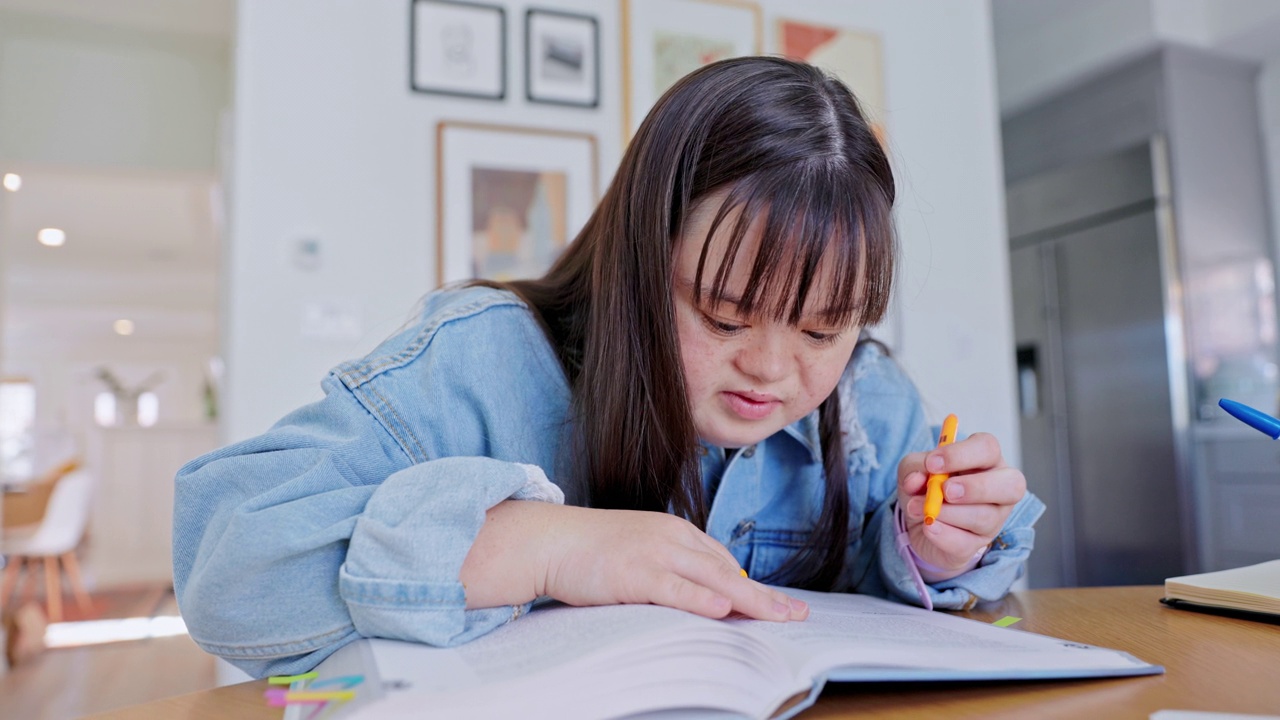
[0, 0, 1278, 716]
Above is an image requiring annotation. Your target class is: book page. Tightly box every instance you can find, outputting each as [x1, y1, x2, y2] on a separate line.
[733, 589, 1154, 681]
[1166, 559, 1280, 611]
[370, 603, 707, 690]
[359, 602, 797, 720]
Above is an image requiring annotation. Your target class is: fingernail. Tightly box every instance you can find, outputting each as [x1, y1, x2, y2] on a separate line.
[907, 498, 922, 517]
[946, 482, 964, 501]
[927, 455, 944, 473]
[773, 600, 789, 615]
[713, 596, 731, 610]
[789, 598, 808, 613]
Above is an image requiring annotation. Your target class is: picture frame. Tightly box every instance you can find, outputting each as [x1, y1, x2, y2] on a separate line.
[776, 18, 886, 142]
[525, 8, 600, 108]
[436, 122, 599, 286]
[410, 0, 507, 100]
[620, 0, 762, 141]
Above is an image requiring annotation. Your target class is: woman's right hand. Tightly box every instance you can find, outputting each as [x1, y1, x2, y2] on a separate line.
[460, 500, 808, 622]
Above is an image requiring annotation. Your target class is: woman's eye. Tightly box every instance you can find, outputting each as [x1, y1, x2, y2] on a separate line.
[702, 315, 745, 335]
[804, 330, 842, 345]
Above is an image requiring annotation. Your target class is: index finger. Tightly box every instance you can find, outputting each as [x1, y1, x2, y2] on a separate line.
[943, 466, 1026, 507]
[689, 533, 808, 621]
[674, 551, 808, 622]
[925, 432, 1004, 476]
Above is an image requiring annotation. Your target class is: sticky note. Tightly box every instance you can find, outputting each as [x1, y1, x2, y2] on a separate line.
[311, 674, 365, 689]
[268, 671, 319, 685]
[263, 689, 356, 703]
[992, 616, 1022, 627]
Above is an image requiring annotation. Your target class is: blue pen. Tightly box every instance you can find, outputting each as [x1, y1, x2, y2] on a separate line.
[1218, 398, 1280, 439]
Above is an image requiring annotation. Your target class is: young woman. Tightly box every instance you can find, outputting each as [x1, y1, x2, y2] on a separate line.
[173, 56, 1042, 678]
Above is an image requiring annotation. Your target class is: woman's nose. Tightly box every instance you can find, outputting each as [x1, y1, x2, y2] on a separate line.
[735, 331, 790, 384]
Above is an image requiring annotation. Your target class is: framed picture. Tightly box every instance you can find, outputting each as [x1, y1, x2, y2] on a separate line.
[410, 0, 506, 100]
[525, 8, 599, 108]
[776, 18, 886, 142]
[621, 0, 762, 141]
[436, 122, 599, 285]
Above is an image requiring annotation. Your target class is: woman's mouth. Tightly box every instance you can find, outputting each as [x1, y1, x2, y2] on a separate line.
[722, 391, 781, 420]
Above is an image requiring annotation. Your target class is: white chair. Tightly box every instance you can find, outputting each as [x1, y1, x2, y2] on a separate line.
[1, 469, 95, 622]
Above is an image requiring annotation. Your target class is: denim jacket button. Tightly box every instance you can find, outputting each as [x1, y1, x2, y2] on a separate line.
[741, 445, 756, 458]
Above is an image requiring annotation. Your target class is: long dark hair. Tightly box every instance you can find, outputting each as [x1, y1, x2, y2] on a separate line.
[490, 56, 896, 590]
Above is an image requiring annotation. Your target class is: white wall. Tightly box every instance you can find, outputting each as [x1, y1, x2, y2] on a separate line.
[869, 2, 1018, 453]
[225, 0, 621, 442]
[0, 10, 228, 171]
[227, 0, 1019, 463]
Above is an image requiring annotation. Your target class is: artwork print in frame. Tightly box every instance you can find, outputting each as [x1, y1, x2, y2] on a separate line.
[621, 0, 762, 141]
[411, 0, 506, 100]
[436, 122, 599, 286]
[526, 8, 600, 107]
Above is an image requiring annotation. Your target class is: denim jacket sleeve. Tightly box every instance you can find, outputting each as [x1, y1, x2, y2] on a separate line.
[842, 343, 1045, 610]
[172, 292, 569, 678]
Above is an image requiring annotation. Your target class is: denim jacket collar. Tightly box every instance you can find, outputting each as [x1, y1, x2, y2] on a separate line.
[695, 413, 821, 464]
[781, 413, 822, 464]
[779, 358, 881, 475]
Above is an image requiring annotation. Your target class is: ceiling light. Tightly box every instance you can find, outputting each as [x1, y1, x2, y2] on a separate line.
[37, 228, 66, 247]
[113, 319, 135, 336]
[2, 173, 19, 191]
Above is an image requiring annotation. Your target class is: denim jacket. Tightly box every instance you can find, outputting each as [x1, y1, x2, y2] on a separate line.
[172, 286, 1044, 678]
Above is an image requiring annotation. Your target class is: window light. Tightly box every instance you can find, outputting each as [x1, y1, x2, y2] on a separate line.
[94, 392, 117, 427]
[137, 392, 159, 427]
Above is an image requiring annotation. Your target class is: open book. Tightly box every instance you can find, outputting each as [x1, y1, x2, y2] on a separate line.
[285, 588, 1160, 720]
[1163, 559, 1280, 621]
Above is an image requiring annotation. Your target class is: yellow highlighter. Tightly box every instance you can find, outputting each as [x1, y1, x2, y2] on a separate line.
[923, 414, 959, 526]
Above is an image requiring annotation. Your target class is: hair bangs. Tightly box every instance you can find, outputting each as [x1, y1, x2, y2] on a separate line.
[692, 161, 894, 330]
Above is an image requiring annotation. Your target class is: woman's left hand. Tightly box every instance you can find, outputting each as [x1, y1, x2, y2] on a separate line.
[896, 432, 1026, 580]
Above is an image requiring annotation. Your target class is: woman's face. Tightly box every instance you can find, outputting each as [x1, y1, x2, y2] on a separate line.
[673, 192, 862, 449]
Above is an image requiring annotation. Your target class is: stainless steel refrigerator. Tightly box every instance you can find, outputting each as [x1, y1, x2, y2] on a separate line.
[1003, 47, 1280, 588]
[1008, 140, 1191, 587]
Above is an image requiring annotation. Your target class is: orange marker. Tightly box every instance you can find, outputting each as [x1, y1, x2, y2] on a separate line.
[923, 414, 959, 526]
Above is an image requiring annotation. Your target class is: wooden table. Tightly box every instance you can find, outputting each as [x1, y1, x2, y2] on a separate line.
[90, 586, 1280, 719]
